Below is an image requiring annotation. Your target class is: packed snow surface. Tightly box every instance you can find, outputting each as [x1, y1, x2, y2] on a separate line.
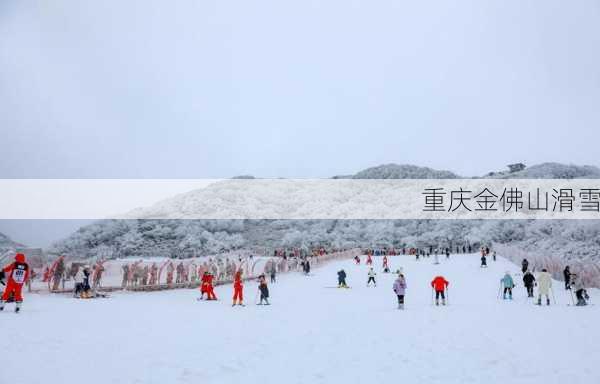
[3, 254, 599, 384]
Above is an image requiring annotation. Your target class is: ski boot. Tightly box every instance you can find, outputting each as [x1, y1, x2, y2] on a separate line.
[442, 299, 446, 306]
[0, 300, 4, 311]
[15, 301, 21, 313]
[435, 299, 439, 306]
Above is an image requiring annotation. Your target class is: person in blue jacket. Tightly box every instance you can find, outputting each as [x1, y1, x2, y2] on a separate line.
[501, 271, 515, 300]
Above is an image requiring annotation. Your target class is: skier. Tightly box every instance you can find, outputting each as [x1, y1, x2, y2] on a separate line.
[81, 265, 92, 298]
[270, 265, 276, 283]
[523, 270, 536, 298]
[366, 253, 373, 266]
[445, 248, 450, 259]
[563, 266, 571, 290]
[367, 268, 377, 287]
[536, 269, 552, 306]
[480, 254, 487, 268]
[257, 274, 270, 305]
[337, 269, 348, 288]
[0, 253, 30, 313]
[382, 255, 389, 272]
[303, 259, 311, 275]
[572, 274, 589, 306]
[431, 275, 449, 306]
[393, 273, 407, 310]
[492, 251, 497, 262]
[354, 255, 361, 265]
[232, 270, 244, 306]
[500, 271, 515, 300]
[521, 259, 529, 274]
[73, 265, 84, 298]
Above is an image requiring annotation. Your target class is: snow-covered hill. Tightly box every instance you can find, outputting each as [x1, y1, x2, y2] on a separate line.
[0, 231, 24, 259]
[3, 254, 599, 384]
[48, 163, 600, 274]
[349, 163, 459, 179]
[485, 162, 600, 179]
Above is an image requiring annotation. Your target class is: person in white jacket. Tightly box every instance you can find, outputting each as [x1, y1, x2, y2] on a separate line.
[537, 269, 553, 306]
[367, 268, 377, 287]
[72, 266, 84, 298]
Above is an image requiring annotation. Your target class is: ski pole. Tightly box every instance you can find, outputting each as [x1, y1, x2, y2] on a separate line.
[446, 287, 449, 305]
[497, 283, 502, 299]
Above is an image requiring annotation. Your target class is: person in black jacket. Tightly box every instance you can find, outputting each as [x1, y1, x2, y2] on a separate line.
[303, 259, 311, 275]
[337, 269, 347, 288]
[257, 274, 269, 305]
[480, 254, 487, 268]
[523, 270, 536, 297]
[521, 259, 529, 274]
[563, 266, 571, 290]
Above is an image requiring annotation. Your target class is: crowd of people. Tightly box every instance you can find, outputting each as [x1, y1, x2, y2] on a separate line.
[0, 246, 594, 313]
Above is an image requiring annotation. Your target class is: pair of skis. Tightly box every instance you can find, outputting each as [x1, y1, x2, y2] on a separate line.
[430, 287, 449, 306]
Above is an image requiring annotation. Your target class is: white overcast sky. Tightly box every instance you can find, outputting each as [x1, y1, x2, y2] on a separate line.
[1, 1, 600, 246]
[1, 0, 599, 179]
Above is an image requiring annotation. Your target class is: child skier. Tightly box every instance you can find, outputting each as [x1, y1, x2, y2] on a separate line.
[0, 253, 30, 313]
[500, 271, 515, 300]
[232, 270, 244, 306]
[337, 269, 348, 288]
[354, 255, 361, 265]
[523, 270, 535, 298]
[480, 254, 487, 268]
[393, 273, 407, 309]
[536, 269, 552, 306]
[257, 274, 270, 305]
[430, 275, 449, 306]
[200, 271, 217, 300]
[367, 268, 377, 287]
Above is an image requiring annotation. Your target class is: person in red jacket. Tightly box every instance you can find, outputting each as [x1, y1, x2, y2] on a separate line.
[199, 271, 209, 299]
[1, 253, 30, 313]
[431, 275, 449, 306]
[203, 272, 217, 301]
[232, 270, 244, 306]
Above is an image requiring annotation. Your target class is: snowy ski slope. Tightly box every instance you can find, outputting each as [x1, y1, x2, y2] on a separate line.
[2, 254, 599, 384]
